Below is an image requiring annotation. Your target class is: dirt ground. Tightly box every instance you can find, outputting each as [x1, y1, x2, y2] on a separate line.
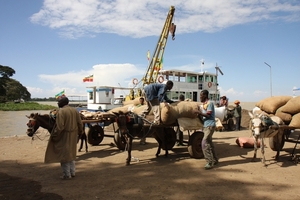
[1, 125, 300, 200]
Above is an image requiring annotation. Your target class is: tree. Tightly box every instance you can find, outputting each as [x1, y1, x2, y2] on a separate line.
[0, 65, 15, 95]
[0, 65, 31, 102]
[6, 79, 31, 101]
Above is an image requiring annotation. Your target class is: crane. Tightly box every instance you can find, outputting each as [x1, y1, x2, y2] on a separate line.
[125, 6, 176, 101]
[142, 6, 176, 86]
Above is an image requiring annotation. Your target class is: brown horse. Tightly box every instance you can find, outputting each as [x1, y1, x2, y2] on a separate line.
[114, 111, 176, 165]
[26, 112, 88, 152]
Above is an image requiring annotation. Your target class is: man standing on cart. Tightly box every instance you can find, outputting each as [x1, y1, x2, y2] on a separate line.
[194, 90, 218, 170]
[143, 80, 174, 125]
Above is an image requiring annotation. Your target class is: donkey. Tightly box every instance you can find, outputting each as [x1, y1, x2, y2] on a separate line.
[114, 111, 175, 166]
[248, 111, 284, 166]
[26, 112, 88, 152]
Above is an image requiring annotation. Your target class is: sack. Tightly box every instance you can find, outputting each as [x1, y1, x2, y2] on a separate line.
[236, 137, 260, 148]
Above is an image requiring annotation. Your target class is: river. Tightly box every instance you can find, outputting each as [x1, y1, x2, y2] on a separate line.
[0, 110, 51, 138]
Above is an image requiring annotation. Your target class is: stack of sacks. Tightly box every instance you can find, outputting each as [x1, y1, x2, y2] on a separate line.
[255, 96, 300, 127]
[79, 110, 116, 120]
[277, 96, 300, 127]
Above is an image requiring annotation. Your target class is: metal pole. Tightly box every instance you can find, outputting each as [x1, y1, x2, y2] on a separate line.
[264, 62, 272, 97]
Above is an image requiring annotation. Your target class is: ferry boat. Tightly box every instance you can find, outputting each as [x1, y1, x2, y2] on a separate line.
[157, 67, 222, 103]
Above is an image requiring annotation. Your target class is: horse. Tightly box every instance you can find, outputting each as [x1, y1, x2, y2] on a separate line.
[114, 111, 175, 166]
[248, 111, 284, 166]
[26, 112, 88, 152]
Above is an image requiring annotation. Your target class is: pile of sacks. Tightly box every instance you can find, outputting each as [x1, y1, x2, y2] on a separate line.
[79, 110, 116, 120]
[108, 97, 227, 131]
[254, 96, 300, 128]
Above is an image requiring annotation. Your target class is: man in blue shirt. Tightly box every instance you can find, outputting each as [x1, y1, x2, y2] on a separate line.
[143, 80, 174, 125]
[195, 90, 218, 169]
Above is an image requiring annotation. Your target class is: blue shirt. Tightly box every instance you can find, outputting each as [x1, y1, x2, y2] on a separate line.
[144, 83, 172, 103]
[201, 101, 216, 127]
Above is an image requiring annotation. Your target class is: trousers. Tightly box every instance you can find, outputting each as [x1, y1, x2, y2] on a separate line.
[202, 126, 218, 164]
[60, 160, 75, 177]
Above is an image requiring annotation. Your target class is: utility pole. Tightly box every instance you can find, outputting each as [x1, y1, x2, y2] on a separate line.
[264, 62, 272, 97]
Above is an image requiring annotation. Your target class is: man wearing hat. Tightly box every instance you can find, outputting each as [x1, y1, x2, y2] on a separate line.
[44, 97, 83, 180]
[234, 100, 242, 131]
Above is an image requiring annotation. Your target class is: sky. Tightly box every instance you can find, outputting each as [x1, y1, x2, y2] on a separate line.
[1, 0, 300, 102]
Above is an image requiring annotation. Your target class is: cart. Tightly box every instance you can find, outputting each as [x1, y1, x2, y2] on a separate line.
[81, 114, 116, 145]
[269, 125, 300, 161]
[112, 114, 207, 159]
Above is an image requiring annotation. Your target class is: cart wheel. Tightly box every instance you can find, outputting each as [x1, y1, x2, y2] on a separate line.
[87, 125, 104, 145]
[227, 118, 234, 131]
[114, 130, 126, 150]
[188, 131, 204, 159]
[161, 128, 176, 150]
[269, 132, 285, 151]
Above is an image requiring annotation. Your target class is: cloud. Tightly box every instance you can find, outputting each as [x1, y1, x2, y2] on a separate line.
[30, 0, 300, 39]
[27, 63, 144, 98]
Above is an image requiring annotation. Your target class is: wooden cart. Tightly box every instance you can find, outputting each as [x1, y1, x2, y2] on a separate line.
[268, 125, 300, 161]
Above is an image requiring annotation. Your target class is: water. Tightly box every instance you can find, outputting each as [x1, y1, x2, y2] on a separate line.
[0, 110, 50, 138]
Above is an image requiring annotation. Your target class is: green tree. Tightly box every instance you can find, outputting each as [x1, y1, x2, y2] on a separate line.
[0, 65, 31, 102]
[6, 79, 31, 101]
[0, 65, 15, 95]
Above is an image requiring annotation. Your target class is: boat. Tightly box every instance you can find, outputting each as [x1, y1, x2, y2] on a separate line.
[156, 66, 223, 103]
[86, 86, 132, 111]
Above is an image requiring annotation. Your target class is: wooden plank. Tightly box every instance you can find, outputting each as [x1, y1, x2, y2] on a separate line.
[269, 125, 300, 130]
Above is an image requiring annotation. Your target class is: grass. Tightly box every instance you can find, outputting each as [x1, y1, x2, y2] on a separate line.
[0, 102, 57, 111]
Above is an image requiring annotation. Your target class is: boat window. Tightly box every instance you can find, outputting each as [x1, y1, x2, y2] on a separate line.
[89, 92, 93, 100]
[174, 73, 186, 82]
[187, 75, 197, 83]
[186, 92, 192, 100]
[198, 84, 203, 90]
[198, 75, 203, 82]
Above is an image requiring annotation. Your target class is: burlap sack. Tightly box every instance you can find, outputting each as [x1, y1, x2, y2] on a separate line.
[161, 101, 199, 125]
[161, 104, 178, 125]
[131, 105, 147, 115]
[174, 101, 200, 118]
[108, 104, 133, 114]
[255, 96, 292, 114]
[123, 97, 142, 106]
[178, 118, 203, 131]
[280, 96, 300, 115]
[236, 137, 261, 148]
[289, 113, 300, 128]
[275, 107, 292, 124]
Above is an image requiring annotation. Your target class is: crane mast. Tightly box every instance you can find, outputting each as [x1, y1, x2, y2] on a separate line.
[142, 6, 176, 86]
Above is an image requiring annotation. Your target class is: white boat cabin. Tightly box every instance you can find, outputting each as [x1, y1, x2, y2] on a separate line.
[86, 86, 131, 111]
[157, 69, 221, 103]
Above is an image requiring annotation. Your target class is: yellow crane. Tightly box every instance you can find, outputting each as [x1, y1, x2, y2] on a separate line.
[126, 6, 176, 101]
[142, 6, 176, 86]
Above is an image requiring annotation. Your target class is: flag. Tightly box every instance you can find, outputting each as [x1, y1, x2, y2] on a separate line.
[147, 50, 150, 61]
[293, 87, 300, 91]
[55, 90, 65, 99]
[83, 75, 93, 82]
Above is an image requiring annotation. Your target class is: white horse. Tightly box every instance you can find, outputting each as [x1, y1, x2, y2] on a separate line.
[248, 111, 284, 166]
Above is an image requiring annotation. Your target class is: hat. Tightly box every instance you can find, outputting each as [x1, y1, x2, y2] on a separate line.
[234, 100, 240, 105]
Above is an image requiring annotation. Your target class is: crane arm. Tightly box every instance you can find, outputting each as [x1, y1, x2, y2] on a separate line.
[142, 6, 176, 86]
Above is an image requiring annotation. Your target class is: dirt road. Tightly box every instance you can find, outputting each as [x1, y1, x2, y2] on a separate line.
[1, 128, 300, 200]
